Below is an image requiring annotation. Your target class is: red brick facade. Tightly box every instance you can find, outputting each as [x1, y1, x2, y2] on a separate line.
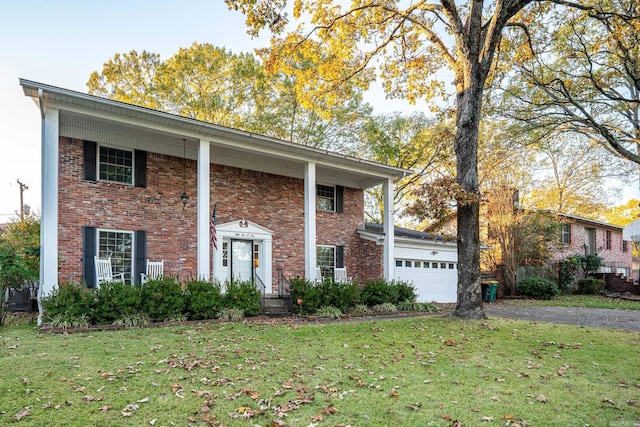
[549, 220, 632, 275]
[57, 137, 376, 288]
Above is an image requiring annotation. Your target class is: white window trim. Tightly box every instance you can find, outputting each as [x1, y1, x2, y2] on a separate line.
[98, 144, 135, 185]
[316, 184, 336, 212]
[317, 244, 336, 277]
[97, 228, 134, 282]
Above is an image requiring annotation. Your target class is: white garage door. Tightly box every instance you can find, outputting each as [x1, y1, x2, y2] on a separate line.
[394, 258, 458, 303]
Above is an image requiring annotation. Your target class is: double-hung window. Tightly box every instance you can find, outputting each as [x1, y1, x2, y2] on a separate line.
[99, 146, 133, 184]
[98, 230, 133, 282]
[605, 230, 612, 250]
[560, 224, 571, 245]
[317, 245, 335, 279]
[316, 185, 335, 211]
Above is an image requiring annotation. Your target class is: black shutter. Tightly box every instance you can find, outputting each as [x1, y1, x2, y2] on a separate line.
[134, 150, 147, 188]
[336, 185, 344, 213]
[336, 245, 344, 269]
[83, 226, 97, 288]
[83, 141, 97, 181]
[134, 230, 147, 284]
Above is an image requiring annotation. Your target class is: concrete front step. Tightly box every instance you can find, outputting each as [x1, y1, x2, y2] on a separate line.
[262, 294, 292, 316]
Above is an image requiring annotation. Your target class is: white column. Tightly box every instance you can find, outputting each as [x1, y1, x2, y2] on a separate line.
[40, 108, 59, 301]
[304, 162, 317, 279]
[263, 237, 272, 291]
[197, 140, 210, 280]
[383, 177, 395, 281]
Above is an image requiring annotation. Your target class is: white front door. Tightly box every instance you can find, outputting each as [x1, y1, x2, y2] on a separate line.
[231, 240, 253, 282]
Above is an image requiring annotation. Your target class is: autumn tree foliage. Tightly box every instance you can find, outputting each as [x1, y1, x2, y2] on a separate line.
[225, 0, 637, 319]
[87, 43, 372, 151]
[502, 0, 640, 164]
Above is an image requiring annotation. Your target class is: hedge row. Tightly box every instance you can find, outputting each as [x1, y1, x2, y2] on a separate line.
[42, 278, 261, 326]
[290, 278, 417, 315]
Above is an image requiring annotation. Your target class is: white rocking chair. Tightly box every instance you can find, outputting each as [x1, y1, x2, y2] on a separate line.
[141, 260, 164, 284]
[334, 267, 352, 283]
[94, 256, 125, 286]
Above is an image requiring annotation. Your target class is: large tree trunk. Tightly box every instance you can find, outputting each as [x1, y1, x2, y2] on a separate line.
[452, 81, 486, 320]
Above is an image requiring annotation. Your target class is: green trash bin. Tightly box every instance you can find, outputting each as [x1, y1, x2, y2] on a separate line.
[481, 283, 490, 302]
[488, 282, 498, 302]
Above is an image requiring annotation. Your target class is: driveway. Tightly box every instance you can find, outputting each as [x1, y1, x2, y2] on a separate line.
[484, 304, 640, 331]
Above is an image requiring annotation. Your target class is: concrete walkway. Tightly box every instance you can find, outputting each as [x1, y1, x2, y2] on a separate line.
[484, 304, 640, 331]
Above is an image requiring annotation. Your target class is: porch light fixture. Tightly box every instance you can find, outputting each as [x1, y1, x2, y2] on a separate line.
[180, 191, 189, 208]
[180, 139, 189, 209]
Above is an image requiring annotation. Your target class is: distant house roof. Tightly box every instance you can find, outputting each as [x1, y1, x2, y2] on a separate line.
[534, 210, 624, 231]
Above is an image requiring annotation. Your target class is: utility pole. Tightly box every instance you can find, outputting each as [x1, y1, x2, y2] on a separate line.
[16, 179, 28, 222]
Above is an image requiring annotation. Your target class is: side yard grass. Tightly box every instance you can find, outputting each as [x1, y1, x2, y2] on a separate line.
[1, 315, 639, 426]
[502, 295, 640, 310]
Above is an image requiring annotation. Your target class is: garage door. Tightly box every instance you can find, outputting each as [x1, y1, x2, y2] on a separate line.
[394, 259, 457, 303]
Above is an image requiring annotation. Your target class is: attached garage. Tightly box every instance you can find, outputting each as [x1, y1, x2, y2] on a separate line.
[359, 223, 458, 303]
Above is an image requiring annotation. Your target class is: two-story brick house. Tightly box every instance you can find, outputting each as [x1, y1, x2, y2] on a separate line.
[546, 211, 633, 277]
[22, 79, 411, 299]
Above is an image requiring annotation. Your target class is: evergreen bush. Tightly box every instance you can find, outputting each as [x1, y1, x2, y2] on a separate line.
[516, 277, 560, 300]
[318, 280, 360, 312]
[93, 281, 142, 324]
[223, 280, 262, 316]
[185, 280, 223, 320]
[42, 283, 96, 322]
[576, 278, 605, 295]
[290, 277, 322, 314]
[140, 278, 185, 321]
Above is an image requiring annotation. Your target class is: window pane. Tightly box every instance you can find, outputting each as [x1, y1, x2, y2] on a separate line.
[423, 262, 429, 268]
[222, 241, 228, 267]
[99, 147, 133, 184]
[316, 185, 335, 211]
[396, 260, 402, 267]
[98, 230, 133, 282]
[317, 246, 335, 278]
[405, 260, 411, 267]
[432, 262, 438, 268]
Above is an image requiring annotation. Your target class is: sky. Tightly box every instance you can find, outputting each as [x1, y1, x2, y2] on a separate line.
[0, 1, 638, 221]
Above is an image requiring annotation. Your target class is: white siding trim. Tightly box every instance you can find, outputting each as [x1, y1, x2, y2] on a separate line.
[304, 163, 317, 279]
[197, 140, 211, 280]
[40, 107, 59, 298]
[383, 178, 395, 281]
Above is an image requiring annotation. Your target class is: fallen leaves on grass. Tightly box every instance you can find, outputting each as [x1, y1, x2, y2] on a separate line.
[13, 408, 31, 421]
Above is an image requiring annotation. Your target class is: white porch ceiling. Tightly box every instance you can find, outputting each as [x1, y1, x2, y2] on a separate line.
[22, 79, 410, 190]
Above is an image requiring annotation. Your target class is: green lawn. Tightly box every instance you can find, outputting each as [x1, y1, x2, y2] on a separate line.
[1, 315, 639, 426]
[501, 295, 640, 310]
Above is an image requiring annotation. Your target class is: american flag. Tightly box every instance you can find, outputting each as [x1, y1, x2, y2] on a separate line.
[210, 204, 218, 250]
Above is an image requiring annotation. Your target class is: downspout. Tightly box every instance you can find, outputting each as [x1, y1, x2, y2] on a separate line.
[37, 88, 44, 326]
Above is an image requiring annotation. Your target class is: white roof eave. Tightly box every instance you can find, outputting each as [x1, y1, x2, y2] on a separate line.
[21, 79, 410, 185]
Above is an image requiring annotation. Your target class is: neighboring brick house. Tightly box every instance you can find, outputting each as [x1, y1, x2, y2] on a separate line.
[545, 211, 633, 277]
[22, 79, 407, 298]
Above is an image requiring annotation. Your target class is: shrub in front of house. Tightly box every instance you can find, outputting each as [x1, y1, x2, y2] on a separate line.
[317, 280, 360, 312]
[185, 279, 223, 320]
[290, 277, 323, 314]
[576, 278, 605, 295]
[223, 280, 262, 317]
[42, 283, 96, 322]
[140, 277, 186, 322]
[93, 280, 142, 324]
[516, 277, 560, 300]
[360, 279, 416, 306]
